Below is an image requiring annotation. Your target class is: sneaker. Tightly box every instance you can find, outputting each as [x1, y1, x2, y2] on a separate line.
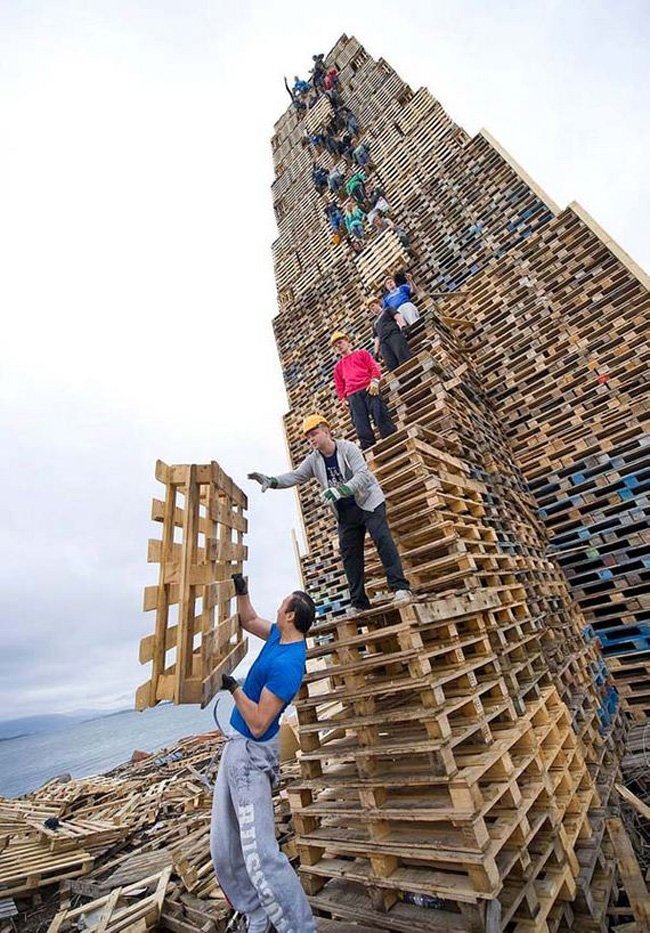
[345, 603, 371, 616]
[393, 589, 413, 603]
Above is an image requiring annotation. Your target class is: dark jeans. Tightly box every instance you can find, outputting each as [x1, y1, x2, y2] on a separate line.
[338, 503, 409, 609]
[380, 331, 413, 371]
[350, 184, 367, 205]
[347, 389, 396, 450]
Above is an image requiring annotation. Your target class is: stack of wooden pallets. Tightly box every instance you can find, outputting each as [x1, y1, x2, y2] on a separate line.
[268, 32, 648, 932]
[448, 206, 649, 720]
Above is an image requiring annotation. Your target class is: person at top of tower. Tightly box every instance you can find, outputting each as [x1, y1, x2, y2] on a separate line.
[331, 331, 396, 450]
[283, 76, 306, 110]
[382, 273, 420, 327]
[368, 296, 413, 372]
[210, 574, 317, 933]
[310, 53, 326, 90]
[345, 169, 368, 206]
[248, 415, 412, 613]
[324, 66, 339, 91]
[292, 75, 310, 96]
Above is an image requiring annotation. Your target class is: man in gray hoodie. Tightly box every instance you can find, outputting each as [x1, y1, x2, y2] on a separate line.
[249, 414, 411, 612]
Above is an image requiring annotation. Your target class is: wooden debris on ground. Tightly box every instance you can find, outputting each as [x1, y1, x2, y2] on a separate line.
[616, 721, 650, 884]
[1, 731, 294, 932]
[606, 817, 650, 932]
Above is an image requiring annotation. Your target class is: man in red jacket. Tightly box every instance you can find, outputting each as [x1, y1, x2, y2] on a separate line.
[331, 331, 397, 450]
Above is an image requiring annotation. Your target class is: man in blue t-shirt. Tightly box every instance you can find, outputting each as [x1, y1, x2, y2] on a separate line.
[382, 273, 421, 327]
[210, 575, 316, 933]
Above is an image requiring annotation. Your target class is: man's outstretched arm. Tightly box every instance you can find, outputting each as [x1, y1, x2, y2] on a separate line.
[249, 453, 316, 491]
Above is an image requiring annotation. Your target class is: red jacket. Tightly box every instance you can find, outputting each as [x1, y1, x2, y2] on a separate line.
[333, 349, 381, 399]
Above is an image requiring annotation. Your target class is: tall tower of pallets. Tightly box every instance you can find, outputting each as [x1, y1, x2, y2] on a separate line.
[270, 35, 648, 931]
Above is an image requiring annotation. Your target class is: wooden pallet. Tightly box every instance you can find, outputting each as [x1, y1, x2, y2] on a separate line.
[26, 815, 125, 853]
[0, 836, 94, 897]
[135, 459, 248, 709]
[47, 866, 172, 932]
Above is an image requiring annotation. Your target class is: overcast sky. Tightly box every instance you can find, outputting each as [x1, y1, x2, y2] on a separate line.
[0, 1, 647, 719]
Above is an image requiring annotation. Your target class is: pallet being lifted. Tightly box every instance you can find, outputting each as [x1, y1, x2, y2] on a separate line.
[135, 459, 248, 710]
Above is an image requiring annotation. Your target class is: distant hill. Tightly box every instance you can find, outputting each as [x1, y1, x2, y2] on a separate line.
[0, 709, 128, 740]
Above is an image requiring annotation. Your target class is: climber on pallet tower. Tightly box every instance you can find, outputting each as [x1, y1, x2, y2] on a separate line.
[345, 168, 368, 205]
[343, 199, 365, 246]
[248, 415, 412, 613]
[383, 272, 421, 327]
[324, 201, 346, 244]
[368, 296, 413, 371]
[331, 330, 397, 450]
[311, 162, 328, 194]
[310, 53, 326, 92]
[211, 575, 317, 933]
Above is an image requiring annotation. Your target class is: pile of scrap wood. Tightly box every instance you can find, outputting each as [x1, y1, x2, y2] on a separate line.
[0, 731, 297, 933]
[618, 721, 650, 875]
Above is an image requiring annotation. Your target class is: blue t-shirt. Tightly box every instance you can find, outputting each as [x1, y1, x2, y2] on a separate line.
[383, 284, 412, 310]
[230, 624, 306, 742]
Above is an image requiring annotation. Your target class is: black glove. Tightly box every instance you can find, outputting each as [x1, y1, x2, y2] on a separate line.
[221, 673, 239, 694]
[231, 573, 248, 596]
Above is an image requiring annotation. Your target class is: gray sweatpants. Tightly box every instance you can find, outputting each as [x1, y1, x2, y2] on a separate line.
[210, 734, 316, 933]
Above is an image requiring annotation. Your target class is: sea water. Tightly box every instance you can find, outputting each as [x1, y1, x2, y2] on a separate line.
[0, 703, 217, 798]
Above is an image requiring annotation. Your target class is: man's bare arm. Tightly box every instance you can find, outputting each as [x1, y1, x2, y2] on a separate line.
[236, 592, 272, 641]
[231, 686, 284, 738]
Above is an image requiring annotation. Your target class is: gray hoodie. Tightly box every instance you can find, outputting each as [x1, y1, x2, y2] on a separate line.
[274, 438, 384, 515]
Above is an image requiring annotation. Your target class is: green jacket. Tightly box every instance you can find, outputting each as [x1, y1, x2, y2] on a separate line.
[345, 171, 366, 195]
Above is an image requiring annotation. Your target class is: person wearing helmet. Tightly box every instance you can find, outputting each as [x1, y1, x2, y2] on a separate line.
[248, 417, 411, 612]
[330, 330, 396, 450]
[210, 575, 317, 933]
